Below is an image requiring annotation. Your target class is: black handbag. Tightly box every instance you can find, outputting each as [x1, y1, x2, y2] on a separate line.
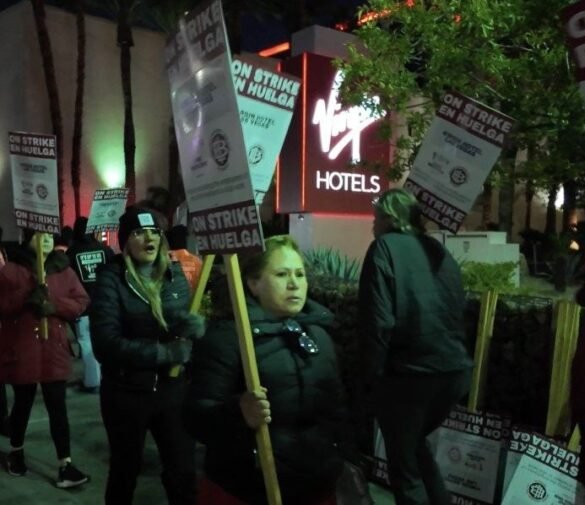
[336, 460, 375, 505]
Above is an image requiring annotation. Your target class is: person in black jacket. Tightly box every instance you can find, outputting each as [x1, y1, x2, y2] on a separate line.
[359, 189, 473, 505]
[67, 217, 115, 392]
[90, 207, 204, 505]
[185, 235, 346, 505]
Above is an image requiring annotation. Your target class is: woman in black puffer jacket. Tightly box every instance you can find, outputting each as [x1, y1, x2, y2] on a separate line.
[185, 235, 348, 505]
[90, 207, 204, 505]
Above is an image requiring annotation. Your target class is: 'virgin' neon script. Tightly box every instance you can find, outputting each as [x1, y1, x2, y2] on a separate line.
[312, 71, 385, 162]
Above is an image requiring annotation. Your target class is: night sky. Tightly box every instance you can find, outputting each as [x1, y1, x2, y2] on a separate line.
[0, 0, 367, 53]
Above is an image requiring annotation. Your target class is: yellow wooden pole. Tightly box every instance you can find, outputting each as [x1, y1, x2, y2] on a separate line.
[34, 233, 49, 340]
[546, 301, 566, 436]
[169, 254, 215, 378]
[189, 254, 215, 314]
[468, 290, 498, 412]
[568, 424, 581, 452]
[224, 253, 282, 505]
[545, 300, 580, 437]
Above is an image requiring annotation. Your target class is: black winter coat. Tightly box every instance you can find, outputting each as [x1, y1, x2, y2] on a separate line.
[185, 298, 346, 505]
[359, 231, 473, 379]
[90, 255, 203, 391]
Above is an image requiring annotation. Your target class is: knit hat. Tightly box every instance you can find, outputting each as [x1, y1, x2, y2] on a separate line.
[21, 228, 37, 246]
[118, 207, 160, 250]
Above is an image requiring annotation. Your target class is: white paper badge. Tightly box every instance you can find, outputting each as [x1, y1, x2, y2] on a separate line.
[137, 213, 155, 227]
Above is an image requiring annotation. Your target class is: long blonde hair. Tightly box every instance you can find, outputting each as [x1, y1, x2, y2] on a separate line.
[123, 236, 171, 330]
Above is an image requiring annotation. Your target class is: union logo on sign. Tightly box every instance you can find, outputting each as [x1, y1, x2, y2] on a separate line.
[36, 184, 48, 200]
[527, 481, 547, 501]
[210, 129, 229, 168]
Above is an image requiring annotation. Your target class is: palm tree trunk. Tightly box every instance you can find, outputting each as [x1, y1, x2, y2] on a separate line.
[167, 119, 182, 224]
[545, 184, 558, 235]
[524, 181, 534, 231]
[30, 0, 64, 222]
[71, 0, 86, 219]
[481, 180, 493, 227]
[225, 2, 242, 54]
[497, 153, 516, 240]
[118, 0, 136, 205]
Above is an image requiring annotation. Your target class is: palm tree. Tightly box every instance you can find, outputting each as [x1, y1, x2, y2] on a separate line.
[70, 0, 86, 218]
[117, 0, 137, 205]
[30, 0, 65, 222]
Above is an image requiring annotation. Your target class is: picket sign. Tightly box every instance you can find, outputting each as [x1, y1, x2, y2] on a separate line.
[501, 299, 583, 504]
[546, 301, 581, 438]
[501, 428, 584, 505]
[434, 406, 511, 505]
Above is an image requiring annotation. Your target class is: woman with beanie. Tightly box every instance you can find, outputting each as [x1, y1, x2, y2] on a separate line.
[90, 207, 204, 505]
[0, 230, 90, 488]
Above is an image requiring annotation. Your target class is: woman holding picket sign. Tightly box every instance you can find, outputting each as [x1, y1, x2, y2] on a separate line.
[0, 229, 90, 489]
[185, 235, 351, 505]
[90, 207, 204, 505]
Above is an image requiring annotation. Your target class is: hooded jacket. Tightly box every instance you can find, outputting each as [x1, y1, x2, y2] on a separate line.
[185, 298, 346, 505]
[89, 255, 204, 391]
[0, 248, 90, 384]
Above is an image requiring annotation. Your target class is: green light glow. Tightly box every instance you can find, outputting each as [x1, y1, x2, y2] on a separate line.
[86, 108, 146, 189]
[102, 164, 125, 188]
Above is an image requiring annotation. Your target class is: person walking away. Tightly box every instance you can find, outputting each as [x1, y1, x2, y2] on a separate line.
[359, 189, 473, 505]
[166, 224, 202, 294]
[90, 207, 204, 505]
[67, 217, 114, 392]
[0, 230, 90, 488]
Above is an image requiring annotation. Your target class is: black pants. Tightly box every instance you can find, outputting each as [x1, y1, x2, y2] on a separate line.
[100, 378, 196, 505]
[0, 383, 7, 418]
[375, 369, 471, 505]
[10, 381, 70, 459]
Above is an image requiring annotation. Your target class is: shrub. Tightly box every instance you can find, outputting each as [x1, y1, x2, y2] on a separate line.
[460, 261, 517, 293]
[303, 247, 361, 282]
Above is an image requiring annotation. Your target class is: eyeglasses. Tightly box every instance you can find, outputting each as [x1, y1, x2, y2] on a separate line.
[282, 319, 319, 356]
[131, 227, 162, 239]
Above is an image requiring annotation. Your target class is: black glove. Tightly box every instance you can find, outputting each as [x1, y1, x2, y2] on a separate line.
[26, 284, 56, 317]
[171, 314, 205, 341]
[156, 339, 193, 365]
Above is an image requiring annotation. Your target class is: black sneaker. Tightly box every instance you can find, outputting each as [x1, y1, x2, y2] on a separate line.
[55, 462, 89, 489]
[7, 449, 27, 476]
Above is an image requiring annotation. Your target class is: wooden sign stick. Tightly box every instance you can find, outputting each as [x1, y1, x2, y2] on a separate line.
[35, 233, 49, 340]
[224, 253, 282, 505]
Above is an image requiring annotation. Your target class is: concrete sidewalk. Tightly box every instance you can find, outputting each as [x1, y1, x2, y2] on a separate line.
[0, 359, 394, 504]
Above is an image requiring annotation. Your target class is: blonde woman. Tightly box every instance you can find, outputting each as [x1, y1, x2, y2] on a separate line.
[90, 208, 204, 505]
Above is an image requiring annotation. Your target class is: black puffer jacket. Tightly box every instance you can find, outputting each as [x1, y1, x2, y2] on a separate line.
[185, 298, 346, 505]
[90, 255, 204, 391]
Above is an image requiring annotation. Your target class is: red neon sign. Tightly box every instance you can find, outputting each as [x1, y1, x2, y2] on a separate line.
[277, 53, 392, 215]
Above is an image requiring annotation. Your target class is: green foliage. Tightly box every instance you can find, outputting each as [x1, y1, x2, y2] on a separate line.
[460, 260, 517, 293]
[303, 247, 361, 282]
[337, 0, 585, 188]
